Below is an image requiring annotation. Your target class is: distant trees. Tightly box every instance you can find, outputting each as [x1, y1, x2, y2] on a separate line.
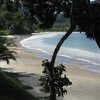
[0, 2, 33, 34]
[0, 0, 71, 34]
[0, 0, 4, 6]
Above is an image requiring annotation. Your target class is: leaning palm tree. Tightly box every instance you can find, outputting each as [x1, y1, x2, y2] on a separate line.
[40, 0, 100, 100]
[0, 36, 16, 64]
[49, 1, 100, 99]
[8, 0, 100, 100]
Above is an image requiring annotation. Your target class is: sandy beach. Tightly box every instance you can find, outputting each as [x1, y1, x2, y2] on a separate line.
[0, 35, 100, 100]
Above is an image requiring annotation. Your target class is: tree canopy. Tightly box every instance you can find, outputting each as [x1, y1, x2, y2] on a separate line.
[4, 0, 72, 28]
[4, 0, 100, 48]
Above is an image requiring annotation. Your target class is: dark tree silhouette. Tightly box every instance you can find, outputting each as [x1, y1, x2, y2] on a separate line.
[5, 0, 100, 100]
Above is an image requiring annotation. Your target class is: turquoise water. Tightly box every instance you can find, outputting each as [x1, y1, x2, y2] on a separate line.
[43, 32, 100, 53]
[21, 32, 100, 73]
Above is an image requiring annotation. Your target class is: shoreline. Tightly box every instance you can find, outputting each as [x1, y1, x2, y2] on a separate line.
[20, 32, 100, 74]
[0, 34, 100, 100]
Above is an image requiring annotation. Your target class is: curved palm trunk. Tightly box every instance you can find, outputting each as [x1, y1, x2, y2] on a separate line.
[49, 0, 77, 100]
[50, 26, 76, 66]
[49, 26, 75, 100]
[50, 0, 78, 66]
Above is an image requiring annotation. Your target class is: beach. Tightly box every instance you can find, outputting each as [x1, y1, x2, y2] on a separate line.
[0, 34, 100, 100]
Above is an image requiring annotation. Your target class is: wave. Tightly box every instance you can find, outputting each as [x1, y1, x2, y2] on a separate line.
[20, 32, 100, 67]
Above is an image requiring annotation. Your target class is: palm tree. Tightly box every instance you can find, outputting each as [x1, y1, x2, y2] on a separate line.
[7, 0, 100, 100]
[0, 36, 16, 64]
[46, 0, 100, 100]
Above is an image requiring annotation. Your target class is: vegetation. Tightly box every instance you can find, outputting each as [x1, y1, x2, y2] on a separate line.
[52, 19, 70, 31]
[0, 1, 70, 35]
[39, 60, 72, 97]
[0, 3, 33, 34]
[0, 30, 12, 35]
[0, 36, 16, 64]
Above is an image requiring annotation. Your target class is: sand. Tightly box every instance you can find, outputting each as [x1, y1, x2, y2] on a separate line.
[0, 34, 100, 100]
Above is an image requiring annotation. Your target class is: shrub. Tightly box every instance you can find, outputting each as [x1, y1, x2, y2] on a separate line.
[0, 30, 13, 35]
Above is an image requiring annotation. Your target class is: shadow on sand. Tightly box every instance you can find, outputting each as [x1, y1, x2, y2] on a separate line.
[0, 67, 50, 100]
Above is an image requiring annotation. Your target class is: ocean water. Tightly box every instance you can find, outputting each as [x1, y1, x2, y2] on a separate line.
[21, 32, 100, 73]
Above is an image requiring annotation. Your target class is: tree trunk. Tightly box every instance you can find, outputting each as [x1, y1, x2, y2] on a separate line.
[50, 0, 78, 66]
[49, 26, 75, 100]
[49, 1, 77, 100]
[50, 26, 76, 66]
[50, 80, 56, 100]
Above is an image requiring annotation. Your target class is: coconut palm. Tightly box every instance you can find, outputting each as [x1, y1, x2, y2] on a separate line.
[0, 36, 16, 64]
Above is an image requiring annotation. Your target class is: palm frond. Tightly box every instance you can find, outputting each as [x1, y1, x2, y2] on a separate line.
[0, 36, 16, 64]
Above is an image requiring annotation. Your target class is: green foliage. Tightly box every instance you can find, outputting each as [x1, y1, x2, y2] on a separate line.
[7, 0, 72, 29]
[0, 30, 12, 35]
[0, 3, 33, 34]
[0, 1, 71, 33]
[0, 0, 4, 6]
[0, 36, 16, 64]
[11, 26, 31, 34]
[0, 36, 14, 46]
[4, 0, 13, 12]
[35, 17, 70, 32]
[73, 2, 100, 48]
[0, 10, 13, 30]
[39, 59, 72, 97]
[52, 18, 70, 31]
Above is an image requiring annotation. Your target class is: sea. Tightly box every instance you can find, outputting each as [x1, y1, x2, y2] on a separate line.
[20, 32, 100, 73]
